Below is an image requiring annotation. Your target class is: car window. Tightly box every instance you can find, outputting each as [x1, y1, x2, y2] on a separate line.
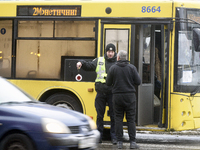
[0, 77, 34, 104]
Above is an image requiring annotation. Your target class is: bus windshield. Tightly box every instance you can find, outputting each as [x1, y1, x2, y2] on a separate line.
[175, 7, 200, 92]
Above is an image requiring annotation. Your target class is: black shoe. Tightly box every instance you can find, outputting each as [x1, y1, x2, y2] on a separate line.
[99, 139, 102, 143]
[130, 141, 139, 149]
[117, 141, 123, 149]
[112, 139, 117, 145]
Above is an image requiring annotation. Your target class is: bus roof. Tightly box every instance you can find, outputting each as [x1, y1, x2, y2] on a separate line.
[0, 0, 198, 1]
[0, 0, 200, 18]
[0, 0, 199, 2]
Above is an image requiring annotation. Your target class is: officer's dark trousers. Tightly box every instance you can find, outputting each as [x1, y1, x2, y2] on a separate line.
[95, 92, 116, 140]
[113, 93, 136, 142]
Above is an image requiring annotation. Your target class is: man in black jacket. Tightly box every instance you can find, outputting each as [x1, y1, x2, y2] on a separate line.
[106, 50, 141, 149]
[76, 43, 117, 144]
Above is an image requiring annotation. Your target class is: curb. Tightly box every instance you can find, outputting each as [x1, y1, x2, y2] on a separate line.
[122, 130, 200, 143]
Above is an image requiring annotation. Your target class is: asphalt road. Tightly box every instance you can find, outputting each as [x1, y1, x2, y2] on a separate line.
[97, 142, 200, 150]
[96, 130, 200, 149]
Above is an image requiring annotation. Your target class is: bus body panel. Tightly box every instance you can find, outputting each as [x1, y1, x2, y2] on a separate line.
[171, 94, 194, 130]
[1, 0, 200, 18]
[170, 93, 200, 130]
[1, 1, 172, 18]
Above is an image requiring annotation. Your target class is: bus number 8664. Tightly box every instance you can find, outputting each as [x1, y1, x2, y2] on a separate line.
[142, 6, 161, 13]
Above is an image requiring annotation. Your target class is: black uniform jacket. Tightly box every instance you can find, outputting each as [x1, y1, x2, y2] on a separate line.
[106, 60, 141, 94]
[80, 53, 117, 94]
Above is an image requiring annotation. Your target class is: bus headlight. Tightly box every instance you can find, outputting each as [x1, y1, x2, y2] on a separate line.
[85, 116, 97, 130]
[41, 118, 71, 134]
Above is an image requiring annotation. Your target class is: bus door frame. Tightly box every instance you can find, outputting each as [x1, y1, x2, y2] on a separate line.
[101, 22, 155, 126]
[100, 23, 132, 123]
[100, 21, 170, 128]
[160, 24, 170, 128]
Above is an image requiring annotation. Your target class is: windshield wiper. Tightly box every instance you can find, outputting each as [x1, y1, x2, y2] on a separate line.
[0, 101, 23, 105]
[190, 87, 200, 96]
[24, 101, 39, 103]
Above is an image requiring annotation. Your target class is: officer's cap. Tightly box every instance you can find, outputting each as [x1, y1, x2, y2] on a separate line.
[105, 43, 116, 52]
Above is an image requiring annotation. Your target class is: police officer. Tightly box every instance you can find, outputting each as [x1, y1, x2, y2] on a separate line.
[76, 43, 117, 144]
[106, 50, 141, 149]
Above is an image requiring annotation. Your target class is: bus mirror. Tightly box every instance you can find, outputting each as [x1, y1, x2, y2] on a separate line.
[193, 28, 200, 52]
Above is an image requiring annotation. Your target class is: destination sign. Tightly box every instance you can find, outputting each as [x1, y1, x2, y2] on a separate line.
[17, 6, 81, 16]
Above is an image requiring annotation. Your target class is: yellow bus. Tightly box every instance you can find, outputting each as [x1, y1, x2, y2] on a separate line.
[1, 0, 200, 131]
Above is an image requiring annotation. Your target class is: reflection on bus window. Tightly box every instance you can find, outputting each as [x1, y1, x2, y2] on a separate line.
[16, 40, 95, 79]
[177, 30, 200, 86]
[105, 29, 129, 54]
[55, 21, 95, 37]
[18, 21, 96, 38]
[142, 25, 151, 83]
[16, 20, 96, 79]
[18, 21, 54, 37]
[0, 20, 12, 78]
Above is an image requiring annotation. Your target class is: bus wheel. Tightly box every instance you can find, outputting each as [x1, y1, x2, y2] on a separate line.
[45, 93, 83, 113]
[0, 134, 34, 150]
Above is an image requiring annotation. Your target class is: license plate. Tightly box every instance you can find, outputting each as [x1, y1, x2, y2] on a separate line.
[78, 137, 96, 149]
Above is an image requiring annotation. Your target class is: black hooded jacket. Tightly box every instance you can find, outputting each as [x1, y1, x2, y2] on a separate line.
[106, 60, 141, 94]
[80, 53, 117, 93]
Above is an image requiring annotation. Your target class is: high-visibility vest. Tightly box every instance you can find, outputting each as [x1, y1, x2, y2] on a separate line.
[95, 57, 107, 83]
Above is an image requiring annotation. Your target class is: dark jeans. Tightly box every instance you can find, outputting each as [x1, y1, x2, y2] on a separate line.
[95, 92, 116, 140]
[113, 93, 136, 142]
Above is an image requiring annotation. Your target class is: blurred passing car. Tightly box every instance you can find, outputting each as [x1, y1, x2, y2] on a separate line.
[0, 77, 100, 150]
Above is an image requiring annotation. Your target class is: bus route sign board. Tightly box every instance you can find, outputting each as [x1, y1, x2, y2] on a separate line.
[17, 6, 81, 17]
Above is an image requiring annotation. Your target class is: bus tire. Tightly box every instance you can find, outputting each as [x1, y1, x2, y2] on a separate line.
[45, 93, 83, 113]
[0, 134, 34, 150]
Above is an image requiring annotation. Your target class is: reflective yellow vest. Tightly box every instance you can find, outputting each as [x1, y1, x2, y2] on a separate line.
[95, 57, 107, 83]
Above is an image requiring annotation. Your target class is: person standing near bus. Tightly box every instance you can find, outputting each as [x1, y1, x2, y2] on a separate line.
[106, 50, 141, 149]
[76, 43, 117, 144]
